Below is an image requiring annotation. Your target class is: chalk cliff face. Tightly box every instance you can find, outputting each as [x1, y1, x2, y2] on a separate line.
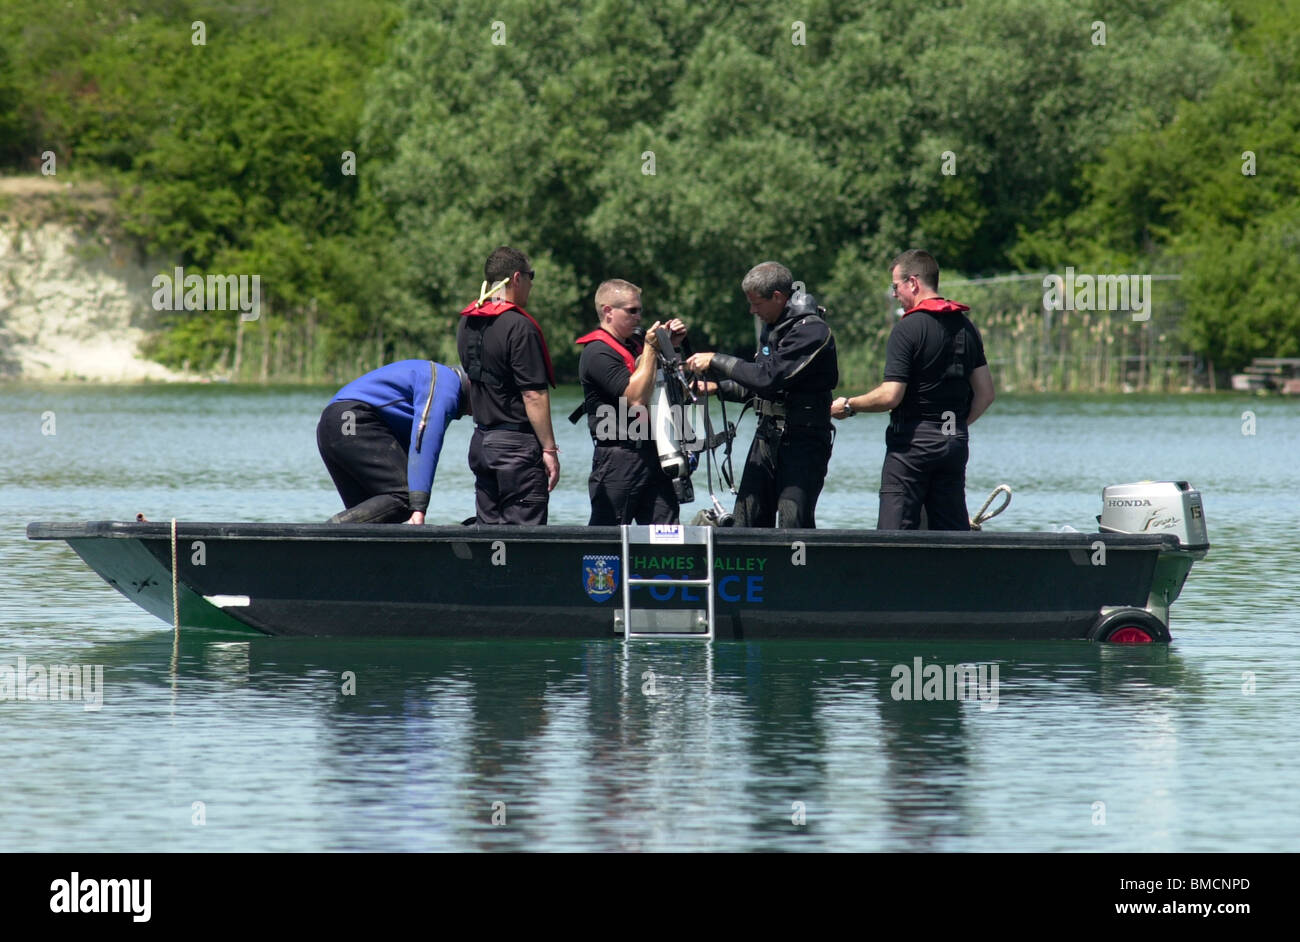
[0, 176, 185, 382]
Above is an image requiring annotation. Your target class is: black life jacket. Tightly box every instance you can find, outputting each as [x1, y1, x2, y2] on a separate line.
[899, 298, 975, 422]
[459, 298, 556, 387]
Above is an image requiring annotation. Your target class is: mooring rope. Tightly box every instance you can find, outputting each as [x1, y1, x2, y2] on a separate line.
[170, 517, 179, 632]
[970, 484, 1013, 530]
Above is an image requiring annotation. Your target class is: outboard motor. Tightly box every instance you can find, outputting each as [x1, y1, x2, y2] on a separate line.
[1098, 481, 1209, 558]
[1089, 481, 1210, 644]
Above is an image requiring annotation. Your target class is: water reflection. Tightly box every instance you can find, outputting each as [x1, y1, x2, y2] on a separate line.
[56, 634, 1197, 851]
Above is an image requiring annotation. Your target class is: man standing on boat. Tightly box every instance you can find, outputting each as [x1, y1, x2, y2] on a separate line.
[317, 360, 470, 523]
[684, 261, 838, 528]
[457, 246, 559, 525]
[576, 279, 688, 525]
[831, 249, 995, 530]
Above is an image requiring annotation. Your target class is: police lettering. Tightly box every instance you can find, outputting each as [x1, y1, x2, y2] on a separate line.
[637, 573, 764, 603]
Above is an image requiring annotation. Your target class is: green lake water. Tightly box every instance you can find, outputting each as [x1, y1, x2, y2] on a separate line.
[1, 385, 1297, 851]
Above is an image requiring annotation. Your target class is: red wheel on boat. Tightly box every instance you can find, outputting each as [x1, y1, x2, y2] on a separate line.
[1088, 608, 1169, 644]
[1106, 626, 1153, 644]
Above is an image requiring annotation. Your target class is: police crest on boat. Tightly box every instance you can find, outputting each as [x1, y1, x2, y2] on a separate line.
[582, 555, 620, 602]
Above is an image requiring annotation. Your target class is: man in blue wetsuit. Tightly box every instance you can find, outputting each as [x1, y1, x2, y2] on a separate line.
[317, 360, 471, 523]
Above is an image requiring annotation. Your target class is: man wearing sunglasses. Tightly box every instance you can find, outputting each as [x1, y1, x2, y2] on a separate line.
[831, 249, 995, 530]
[457, 246, 559, 525]
[576, 279, 688, 525]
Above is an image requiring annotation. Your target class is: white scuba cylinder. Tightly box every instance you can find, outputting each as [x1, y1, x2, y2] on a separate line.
[653, 369, 694, 481]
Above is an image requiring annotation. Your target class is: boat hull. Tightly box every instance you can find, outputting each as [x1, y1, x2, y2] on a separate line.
[27, 522, 1198, 641]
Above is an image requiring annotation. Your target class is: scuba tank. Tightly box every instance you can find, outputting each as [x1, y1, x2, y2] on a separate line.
[649, 326, 701, 504]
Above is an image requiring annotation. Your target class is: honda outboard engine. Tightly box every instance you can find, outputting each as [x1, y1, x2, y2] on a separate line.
[1098, 481, 1209, 558]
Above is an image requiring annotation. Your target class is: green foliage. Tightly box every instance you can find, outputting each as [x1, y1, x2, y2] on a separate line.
[0, 42, 28, 166]
[2, 0, 1290, 382]
[364, 0, 1233, 376]
[1011, 0, 1300, 371]
[0, 0, 403, 376]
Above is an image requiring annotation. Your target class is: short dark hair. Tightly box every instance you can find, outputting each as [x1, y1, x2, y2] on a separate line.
[890, 249, 939, 290]
[485, 246, 531, 284]
[741, 261, 793, 299]
[889, 248, 941, 288]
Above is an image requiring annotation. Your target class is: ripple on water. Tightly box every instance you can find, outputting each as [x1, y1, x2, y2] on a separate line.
[1, 388, 1298, 850]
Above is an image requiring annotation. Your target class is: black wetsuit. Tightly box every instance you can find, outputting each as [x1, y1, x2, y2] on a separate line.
[706, 302, 838, 528]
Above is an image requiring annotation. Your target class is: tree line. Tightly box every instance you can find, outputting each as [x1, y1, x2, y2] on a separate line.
[1, 0, 1294, 383]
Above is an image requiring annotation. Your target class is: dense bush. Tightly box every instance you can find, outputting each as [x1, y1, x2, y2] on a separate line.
[1, 0, 1289, 380]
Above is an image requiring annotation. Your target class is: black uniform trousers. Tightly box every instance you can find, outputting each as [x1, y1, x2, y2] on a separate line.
[316, 400, 412, 523]
[469, 427, 548, 525]
[732, 419, 832, 528]
[877, 419, 971, 530]
[588, 443, 680, 526]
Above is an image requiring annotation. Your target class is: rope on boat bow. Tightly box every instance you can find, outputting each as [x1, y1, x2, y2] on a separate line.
[170, 518, 179, 632]
[970, 484, 1012, 530]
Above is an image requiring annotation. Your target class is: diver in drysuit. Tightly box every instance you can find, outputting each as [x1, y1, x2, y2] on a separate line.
[685, 262, 838, 528]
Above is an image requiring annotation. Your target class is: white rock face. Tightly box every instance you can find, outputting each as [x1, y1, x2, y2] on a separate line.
[1, 179, 188, 382]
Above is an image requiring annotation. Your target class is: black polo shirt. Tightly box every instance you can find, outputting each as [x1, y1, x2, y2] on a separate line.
[457, 309, 552, 427]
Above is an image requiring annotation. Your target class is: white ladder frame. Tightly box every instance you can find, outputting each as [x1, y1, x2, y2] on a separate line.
[620, 524, 715, 640]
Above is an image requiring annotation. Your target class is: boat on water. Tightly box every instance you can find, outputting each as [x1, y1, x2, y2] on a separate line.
[26, 481, 1208, 643]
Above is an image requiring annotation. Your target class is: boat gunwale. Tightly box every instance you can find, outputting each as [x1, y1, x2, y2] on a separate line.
[27, 520, 1188, 552]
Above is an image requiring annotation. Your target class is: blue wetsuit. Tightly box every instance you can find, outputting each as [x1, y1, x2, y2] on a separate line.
[319, 360, 465, 521]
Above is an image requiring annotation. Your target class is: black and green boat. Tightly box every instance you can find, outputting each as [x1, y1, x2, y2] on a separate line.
[26, 481, 1208, 643]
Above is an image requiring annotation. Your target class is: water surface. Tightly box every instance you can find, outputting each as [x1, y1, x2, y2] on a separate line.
[1, 385, 1295, 850]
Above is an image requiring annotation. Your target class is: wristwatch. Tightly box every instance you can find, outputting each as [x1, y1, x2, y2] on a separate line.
[843, 400, 855, 417]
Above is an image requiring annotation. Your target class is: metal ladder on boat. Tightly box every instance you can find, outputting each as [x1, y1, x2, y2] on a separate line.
[618, 524, 715, 640]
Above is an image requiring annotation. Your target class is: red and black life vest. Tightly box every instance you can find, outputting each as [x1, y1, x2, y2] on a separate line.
[901, 297, 970, 318]
[575, 327, 637, 373]
[902, 297, 972, 380]
[459, 298, 556, 387]
[899, 297, 975, 420]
